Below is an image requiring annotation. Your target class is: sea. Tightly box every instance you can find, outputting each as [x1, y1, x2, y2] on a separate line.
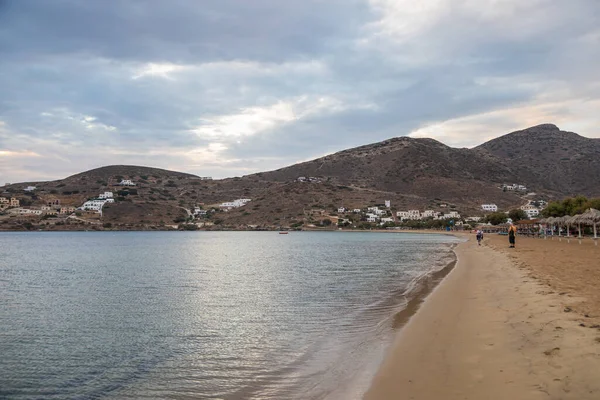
[0, 231, 461, 399]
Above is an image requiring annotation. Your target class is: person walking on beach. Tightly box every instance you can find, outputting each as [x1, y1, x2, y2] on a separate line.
[476, 230, 483, 246]
[508, 224, 517, 248]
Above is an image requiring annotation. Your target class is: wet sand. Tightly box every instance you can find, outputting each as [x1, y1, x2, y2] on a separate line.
[364, 235, 600, 400]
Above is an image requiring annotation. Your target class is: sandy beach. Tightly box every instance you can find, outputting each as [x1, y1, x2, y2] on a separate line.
[364, 234, 600, 400]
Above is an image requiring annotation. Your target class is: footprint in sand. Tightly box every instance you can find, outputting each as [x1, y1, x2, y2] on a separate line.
[544, 347, 561, 356]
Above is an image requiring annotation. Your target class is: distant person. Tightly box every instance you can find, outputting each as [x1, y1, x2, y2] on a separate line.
[476, 230, 483, 246]
[508, 224, 517, 248]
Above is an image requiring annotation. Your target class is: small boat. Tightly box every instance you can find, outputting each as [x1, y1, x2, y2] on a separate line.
[279, 231, 289, 234]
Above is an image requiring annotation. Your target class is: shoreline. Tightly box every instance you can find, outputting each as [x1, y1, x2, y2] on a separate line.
[364, 235, 600, 400]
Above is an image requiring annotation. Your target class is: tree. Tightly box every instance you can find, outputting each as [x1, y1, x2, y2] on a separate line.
[508, 209, 528, 221]
[485, 212, 508, 225]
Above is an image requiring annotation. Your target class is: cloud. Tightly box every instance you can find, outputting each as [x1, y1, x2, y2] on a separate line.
[132, 63, 189, 80]
[0, 0, 599, 183]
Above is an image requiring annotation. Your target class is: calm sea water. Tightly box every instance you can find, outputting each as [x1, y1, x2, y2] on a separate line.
[0, 231, 460, 399]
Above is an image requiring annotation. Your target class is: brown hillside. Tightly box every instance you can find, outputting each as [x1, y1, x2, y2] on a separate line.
[2, 124, 598, 230]
[476, 124, 600, 196]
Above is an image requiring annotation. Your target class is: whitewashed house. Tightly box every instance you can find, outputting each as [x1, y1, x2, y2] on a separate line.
[422, 210, 438, 218]
[481, 204, 498, 212]
[367, 206, 386, 216]
[99, 191, 113, 199]
[119, 179, 136, 186]
[520, 205, 540, 218]
[366, 216, 378, 223]
[524, 209, 539, 218]
[443, 211, 461, 219]
[297, 177, 307, 182]
[194, 207, 207, 216]
[384, 200, 391, 208]
[24, 186, 37, 192]
[81, 199, 108, 214]
[380, 217, 395, 225]
[396, 211, 409, 220]
[353, 209, 362, 214]
[407, 210, 421, 220]
[220, 199, 251, 209]
[13, 208, 42, 215]
[338, 207, 346, 213]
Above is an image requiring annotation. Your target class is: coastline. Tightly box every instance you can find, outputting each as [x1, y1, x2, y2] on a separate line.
[364, 235, 600, 400]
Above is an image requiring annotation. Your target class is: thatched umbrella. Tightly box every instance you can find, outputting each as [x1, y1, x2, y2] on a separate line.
[567, 214, 582, 238]
[555, 216, 567, 237]
[544, 217, 557, 236]
[577, 208, 600, 239]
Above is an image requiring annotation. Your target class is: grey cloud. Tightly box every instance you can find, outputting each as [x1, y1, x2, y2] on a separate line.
[1, 0, 599, 182]
[0, 0, 372, 63]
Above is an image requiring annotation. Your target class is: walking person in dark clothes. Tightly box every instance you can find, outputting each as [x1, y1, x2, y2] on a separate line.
[508, 224, 517, 248]
[476, 230, 483, 246]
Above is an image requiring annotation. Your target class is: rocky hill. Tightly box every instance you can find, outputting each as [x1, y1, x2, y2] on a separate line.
[1, 124, 598, 230]
[475, 124, 600, 196]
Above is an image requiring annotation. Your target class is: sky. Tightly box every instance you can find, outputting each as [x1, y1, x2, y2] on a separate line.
[1, 0, 599, 183]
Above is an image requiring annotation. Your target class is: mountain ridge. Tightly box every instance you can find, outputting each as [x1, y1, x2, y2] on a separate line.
[2, 124, 599, 229]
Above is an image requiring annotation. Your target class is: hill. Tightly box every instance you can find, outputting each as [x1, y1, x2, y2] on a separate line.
[475, 124, 600, 196]
[1, 124, 598, 230]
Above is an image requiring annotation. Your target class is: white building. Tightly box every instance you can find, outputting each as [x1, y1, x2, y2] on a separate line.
[422, 210, 436, 218]
[194, 208, 207, 216]
[367, 206, 386, 216]
[396, 211, 409, 220]
[407, 210, 421, 220]
[503, 183, 527, 191]
[297, 177, 307, 182]
[24, 186, 37, 192]
[481, 204, 498, 212]
[523, 208, 540, 218]
[384, 200, 391, 208]
[220, 199, 251, 208]
[380, 217, 394, 224]
[353, 209, 362, 214]
[10, 208, 43, 215]
[443, 211, 461, 219]
[338, 207, 346, 213]
[119, 179, 136, 186]
[466, 216, 482, 222]
[520, 204, 538, 211]
[81, 199, 109, 214]
[99, 191, 113, 199]
[366, 216, 378, 223]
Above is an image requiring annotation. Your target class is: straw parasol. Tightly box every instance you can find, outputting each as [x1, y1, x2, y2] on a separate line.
[565, 214, 581, 238]
[576, 208, 600, 239]
[542, 217, 555, 234]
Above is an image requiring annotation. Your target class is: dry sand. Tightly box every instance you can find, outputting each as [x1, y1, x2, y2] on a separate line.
[364, 235, 600, 400]
[486, 234, 600, 324]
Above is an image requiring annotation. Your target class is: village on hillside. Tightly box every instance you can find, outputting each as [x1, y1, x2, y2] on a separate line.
[0, 174, 551, 232]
